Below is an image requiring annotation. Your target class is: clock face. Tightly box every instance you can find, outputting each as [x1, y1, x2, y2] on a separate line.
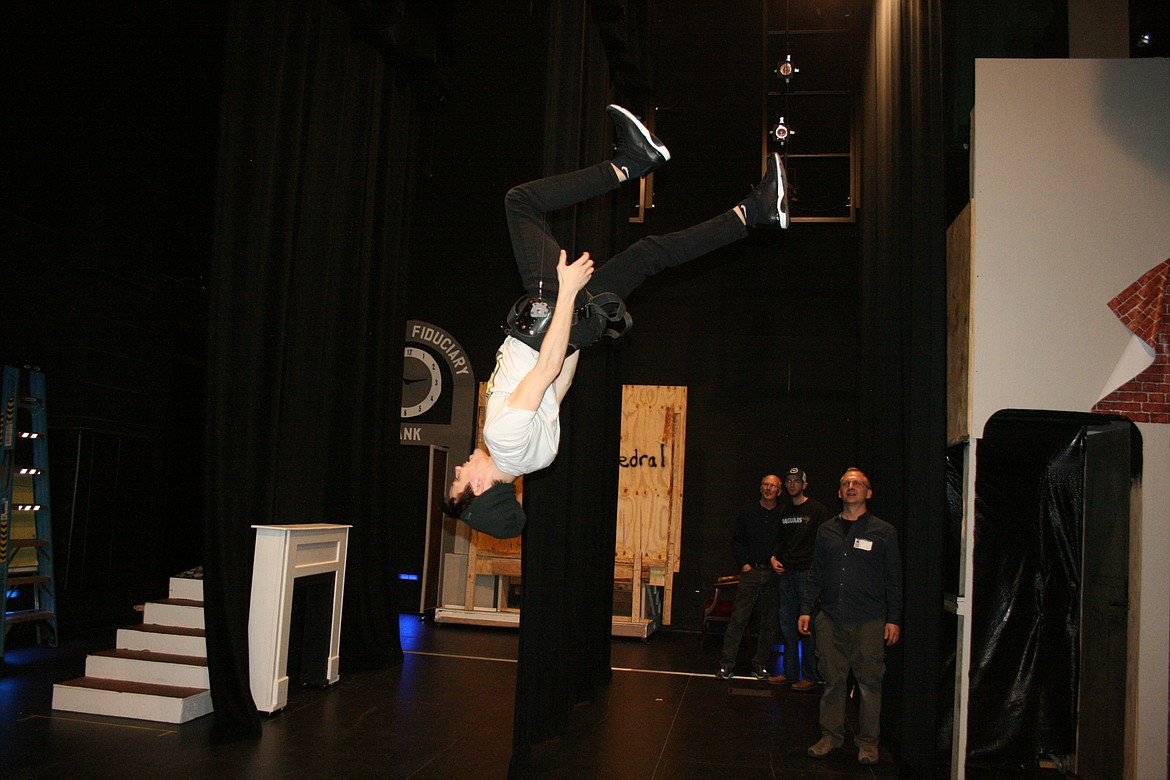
[401, 346, 443, 418]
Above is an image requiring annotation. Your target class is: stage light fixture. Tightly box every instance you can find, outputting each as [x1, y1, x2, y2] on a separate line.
[774, 54, 799, 83]
[772, 117, 792, 143]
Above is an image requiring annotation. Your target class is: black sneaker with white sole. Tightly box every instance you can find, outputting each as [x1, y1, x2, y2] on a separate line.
[740, 152, 789, 228]
[607, 104, 671, 180]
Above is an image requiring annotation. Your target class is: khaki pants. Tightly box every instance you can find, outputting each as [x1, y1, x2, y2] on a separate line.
[814, 614, 886, 746]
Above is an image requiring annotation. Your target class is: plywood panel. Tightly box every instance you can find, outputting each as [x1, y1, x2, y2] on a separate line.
[617, 386, 686, 624]
[616, 386, 684, 563]
[947, 201, 972, 445]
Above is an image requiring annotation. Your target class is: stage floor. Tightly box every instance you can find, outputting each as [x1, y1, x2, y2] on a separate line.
[3, 615, 926, 778]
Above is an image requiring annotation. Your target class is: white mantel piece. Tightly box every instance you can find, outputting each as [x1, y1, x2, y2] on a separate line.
[248, 523, 351, 714]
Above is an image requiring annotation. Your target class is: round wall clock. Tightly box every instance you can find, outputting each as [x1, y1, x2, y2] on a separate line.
[401, 345, 443, 418]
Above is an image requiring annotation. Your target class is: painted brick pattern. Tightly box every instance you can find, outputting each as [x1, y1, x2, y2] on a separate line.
[1093, 258, 1170, 423]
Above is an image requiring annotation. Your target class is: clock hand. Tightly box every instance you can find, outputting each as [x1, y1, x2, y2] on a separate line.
[403, 377, 427, 385]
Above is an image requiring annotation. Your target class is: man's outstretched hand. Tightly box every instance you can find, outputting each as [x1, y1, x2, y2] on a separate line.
[508, 250, 593, 414]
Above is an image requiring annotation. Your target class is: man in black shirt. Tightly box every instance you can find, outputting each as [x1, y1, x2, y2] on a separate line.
[767, 467, 829, 689]
[716, 474, 783, 680]
[801, 468, 902, 766]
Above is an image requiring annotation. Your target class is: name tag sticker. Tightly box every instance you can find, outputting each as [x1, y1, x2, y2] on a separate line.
[853, 538, 874, 551]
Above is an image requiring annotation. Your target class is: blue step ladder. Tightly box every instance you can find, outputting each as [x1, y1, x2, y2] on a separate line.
[1, 365, 58, 657]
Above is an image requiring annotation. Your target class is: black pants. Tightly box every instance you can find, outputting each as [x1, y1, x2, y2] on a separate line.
[719, 565, 780, 670]
[504, 161, 746, 310]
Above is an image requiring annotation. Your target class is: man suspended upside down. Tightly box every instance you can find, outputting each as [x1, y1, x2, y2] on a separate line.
[442, 104, 789, 538]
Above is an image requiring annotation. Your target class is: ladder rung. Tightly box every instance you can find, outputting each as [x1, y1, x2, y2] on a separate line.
[6, 575, 51, 586]
[4, 609, 55, 625]
[9, 538, 50, 549]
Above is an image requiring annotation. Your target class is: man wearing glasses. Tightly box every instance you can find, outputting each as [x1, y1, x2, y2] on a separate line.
[716, 474, 784, 680]
[801, 468, 902, 766]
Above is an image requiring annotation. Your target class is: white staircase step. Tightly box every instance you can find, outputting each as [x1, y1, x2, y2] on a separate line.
[52, 677, 212, 724]
[53, 570, 212, 725]
[168, 576, 203, 601]
[143, 598, 205, 629]
[118, 624, 206, 658]
[86, 648, 209, 688]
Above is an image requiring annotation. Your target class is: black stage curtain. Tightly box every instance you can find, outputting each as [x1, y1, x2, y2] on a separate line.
[509, 0, 644, 771]
[857, 1, 947, 776]
[203, 0, 432, 740]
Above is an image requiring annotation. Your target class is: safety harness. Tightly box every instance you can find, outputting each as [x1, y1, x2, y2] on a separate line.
[504, 290, 632, 352]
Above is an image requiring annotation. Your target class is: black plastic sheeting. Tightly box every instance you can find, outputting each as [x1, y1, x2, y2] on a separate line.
[952, 410, 1140, 772]
[936, 444, 965, 771]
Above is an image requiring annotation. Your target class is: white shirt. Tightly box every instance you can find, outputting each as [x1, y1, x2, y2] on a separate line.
[482, 336, 578, 476]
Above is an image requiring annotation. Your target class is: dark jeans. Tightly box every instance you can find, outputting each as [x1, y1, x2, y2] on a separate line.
[778, 568, 817, 680]
[815, 614, 886, 747]
[719, 565, 780, 669]
[504, 162, 746, 304]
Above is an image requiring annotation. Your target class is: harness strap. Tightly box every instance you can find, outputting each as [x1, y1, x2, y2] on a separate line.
[584, 292, 632, 341]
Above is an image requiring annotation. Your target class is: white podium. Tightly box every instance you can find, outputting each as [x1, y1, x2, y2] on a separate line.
[248, 523, 351, 714]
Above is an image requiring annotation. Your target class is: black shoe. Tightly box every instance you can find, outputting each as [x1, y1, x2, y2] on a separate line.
[752, 665, 770, 680]
[607, 104, 670, 179]
[716, 665, 733, 680]
[741, 152, 789, 228]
